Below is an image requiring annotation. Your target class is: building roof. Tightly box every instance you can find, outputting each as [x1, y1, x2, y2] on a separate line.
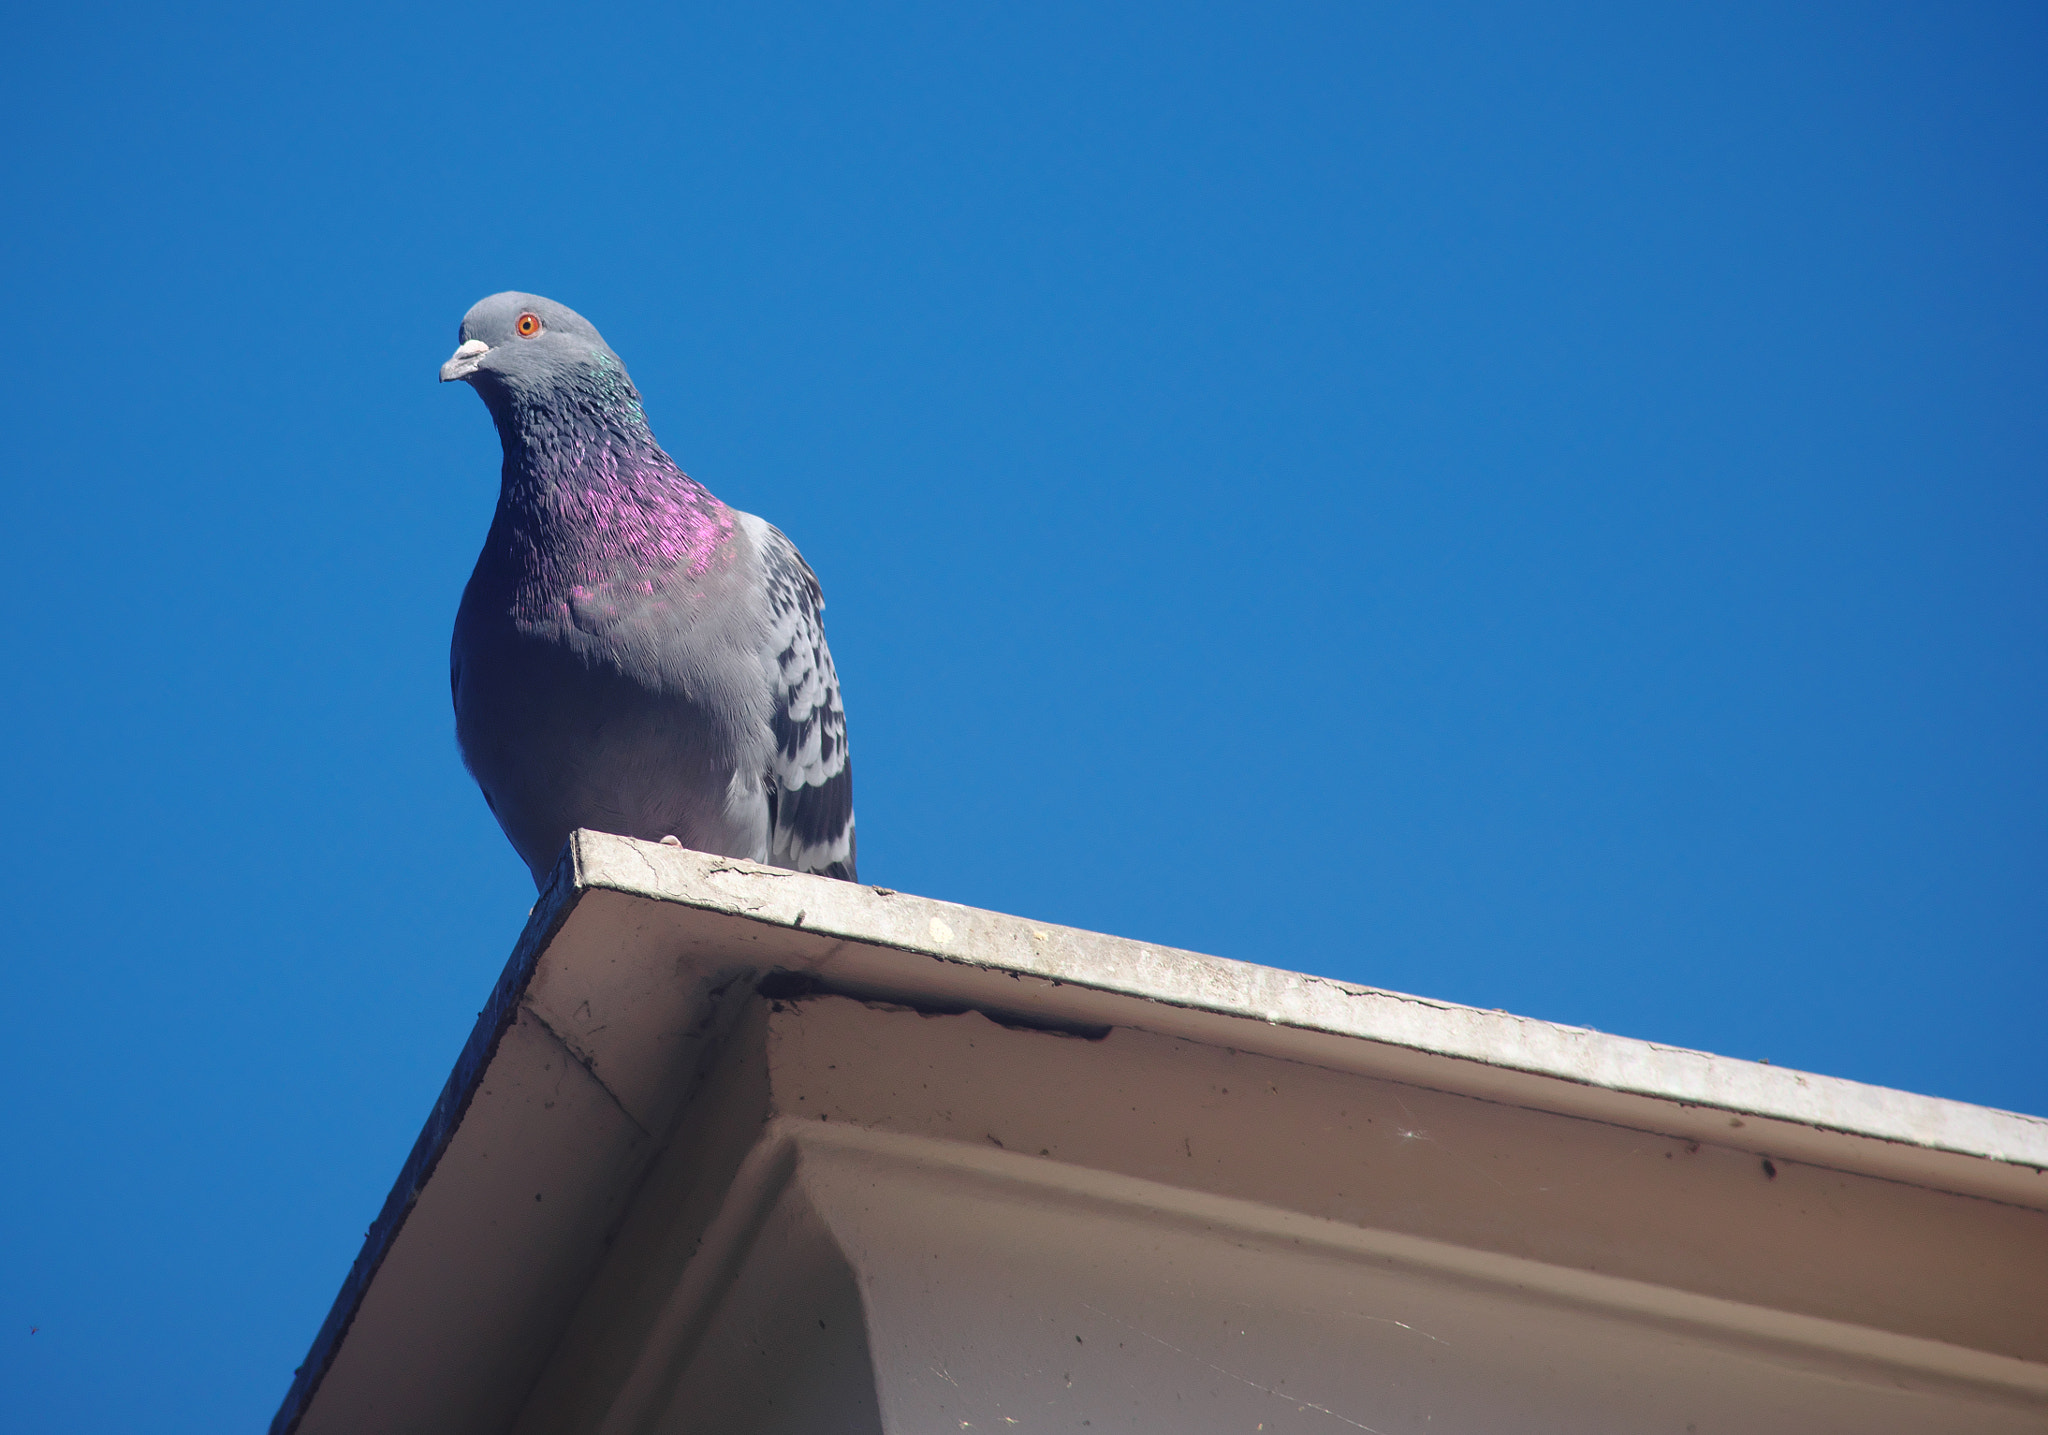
[273, 831, 2048, 1434]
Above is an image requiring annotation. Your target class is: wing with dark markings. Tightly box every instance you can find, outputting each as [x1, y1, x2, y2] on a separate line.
[758, 523, 856, 880]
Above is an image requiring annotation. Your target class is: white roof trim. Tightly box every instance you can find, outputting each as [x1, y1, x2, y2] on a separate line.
[575, 832, 2048, 1184]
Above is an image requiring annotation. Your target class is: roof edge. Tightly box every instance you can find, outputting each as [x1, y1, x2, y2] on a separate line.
[269, 849, 588, 1435]
[568, 831, 2048, 1179]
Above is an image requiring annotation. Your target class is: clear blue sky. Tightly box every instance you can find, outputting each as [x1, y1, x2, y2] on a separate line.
[3, 3, 2043, 1428]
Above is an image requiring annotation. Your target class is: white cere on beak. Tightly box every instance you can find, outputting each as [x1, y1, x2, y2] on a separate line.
[440, 339, 491, 382]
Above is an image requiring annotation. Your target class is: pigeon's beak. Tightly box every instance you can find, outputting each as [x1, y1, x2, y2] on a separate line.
[440, 339, 491, 383]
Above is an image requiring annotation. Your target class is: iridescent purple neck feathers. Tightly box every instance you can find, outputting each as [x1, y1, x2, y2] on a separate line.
[482, 353, 735, 612]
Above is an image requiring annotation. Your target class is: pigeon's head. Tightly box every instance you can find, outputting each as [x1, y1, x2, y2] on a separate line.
[439, 292, 631, 407]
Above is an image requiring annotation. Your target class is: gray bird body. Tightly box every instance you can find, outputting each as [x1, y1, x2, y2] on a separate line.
[442, 292, 855, 888]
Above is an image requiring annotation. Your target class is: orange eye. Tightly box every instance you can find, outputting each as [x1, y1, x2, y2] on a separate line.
[515, 312, 542, 338]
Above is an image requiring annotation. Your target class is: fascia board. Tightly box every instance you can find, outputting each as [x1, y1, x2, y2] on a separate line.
[567, 831, 2048, 1202]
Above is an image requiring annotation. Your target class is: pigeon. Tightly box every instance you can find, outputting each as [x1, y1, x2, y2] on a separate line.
[439, 292, 855, 887]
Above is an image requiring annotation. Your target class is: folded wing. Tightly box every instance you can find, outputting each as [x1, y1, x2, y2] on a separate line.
[758, 523, 857, 881]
